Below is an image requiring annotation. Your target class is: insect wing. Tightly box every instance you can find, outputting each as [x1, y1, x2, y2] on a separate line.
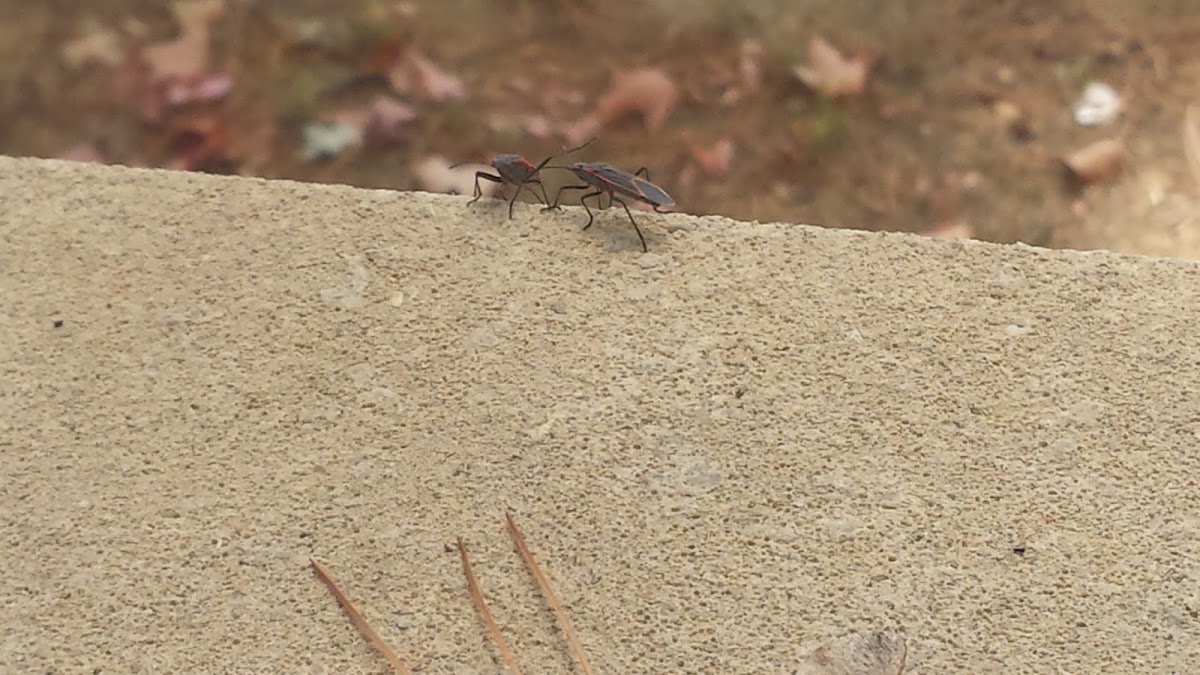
[579, 163, 643, 198]
[630, 175, 675, 208]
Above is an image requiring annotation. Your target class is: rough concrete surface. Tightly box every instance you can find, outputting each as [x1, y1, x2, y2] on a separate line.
[2, 155, 1200, 675]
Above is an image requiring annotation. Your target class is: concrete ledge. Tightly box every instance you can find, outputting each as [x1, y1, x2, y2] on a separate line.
[3, 155, 1200, 673]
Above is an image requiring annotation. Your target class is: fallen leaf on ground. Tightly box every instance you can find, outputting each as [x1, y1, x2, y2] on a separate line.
[410, 49, 467, 102]
[164, 72, 233, 106]
[413, 156, 498, 197]
[364, 96, 418, 144]
[718, 39, 764, 104]
[134, 0, 232, 122]
[691, 138, 735, 177]
[1063, 138, 1124, 184]
[316, 97, 417, 150]
[1074, 81, 1122, 127]
[166, 115, 230, 171]
[61, 17, 124, 70]
[522, 113, 554, 139]
[927, 221, 975, 240]
[57, 142, 106, 164]
[566, 68, 678, 146]
[323, 105, 370, 132]
[366, 33, 406, 77]
[794, 36, 869, 98]
[141, 0, 225, 82]
[303, 121, 361, 162]
[389, 47, 467, 102]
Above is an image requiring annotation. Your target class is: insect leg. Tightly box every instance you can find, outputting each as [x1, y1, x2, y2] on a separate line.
[469, 172, 505, 206]
[543, 184, 591, 211]
[612, 196, 648, 252]
[579, 190, 604, 231]
[528, 179, 552, 209]
[506, 183, 526, 219]
[634, 167, 651, 181]
[530, 136, 598, 173]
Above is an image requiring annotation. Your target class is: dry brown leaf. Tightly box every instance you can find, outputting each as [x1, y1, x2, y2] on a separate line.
[163, 72, 232, 106]
[711, 39, 764, 105]
[521, 114, 553, 139]
[165, 114, 234, 171]
[141, 0, 225, 81]
[323, 104, 371, 133]
[365, 96, 418, 144]
[796, 631, 907, 675]
[410, 50, 467, 102]
[61, 17, 124, 70]
[366, 33, 407, 80]
[302, 121, 361, 162]
[390, 47, 467, 102]
[505, 513, 595, 675]
[794, 36, 869, 98]
[457, 537, 525, 675]
[310, 559, 412, 675]
[567, 67, 678, 145]
[1063, 138, 1124, 184]
[691, 138, 735, 177]
[602, 68, 678, 130]
[57, 141, 106, 164]
[927, 221, 975, 240]
[136, 0, 231, 120]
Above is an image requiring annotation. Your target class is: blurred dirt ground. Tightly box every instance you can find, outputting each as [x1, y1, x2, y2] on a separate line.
[4, 0, 1200, 259]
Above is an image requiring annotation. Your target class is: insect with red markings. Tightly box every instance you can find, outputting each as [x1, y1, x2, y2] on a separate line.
[544, 162, 675, 252]
[450, 138, 596, 219]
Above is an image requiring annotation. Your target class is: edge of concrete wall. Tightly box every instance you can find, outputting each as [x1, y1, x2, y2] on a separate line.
[3, 155, 1199, 674]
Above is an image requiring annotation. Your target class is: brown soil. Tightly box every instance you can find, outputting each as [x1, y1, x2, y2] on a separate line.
[4, 0, 1200, 258]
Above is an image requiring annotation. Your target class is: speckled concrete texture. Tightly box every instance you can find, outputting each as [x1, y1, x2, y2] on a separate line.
[3, 155, 1200, 674]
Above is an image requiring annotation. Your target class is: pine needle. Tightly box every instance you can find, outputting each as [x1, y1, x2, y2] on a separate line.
[310, 558, 413, 675]
[457, 537, 526, 675]
[505, 513, 596, 675]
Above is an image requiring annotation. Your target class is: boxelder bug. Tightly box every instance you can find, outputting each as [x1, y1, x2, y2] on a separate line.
[449, 138, 596, 219]
[544, 162, 675, 252]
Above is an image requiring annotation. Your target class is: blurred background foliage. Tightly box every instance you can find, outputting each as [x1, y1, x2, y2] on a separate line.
[4, 0, 1200, 257]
